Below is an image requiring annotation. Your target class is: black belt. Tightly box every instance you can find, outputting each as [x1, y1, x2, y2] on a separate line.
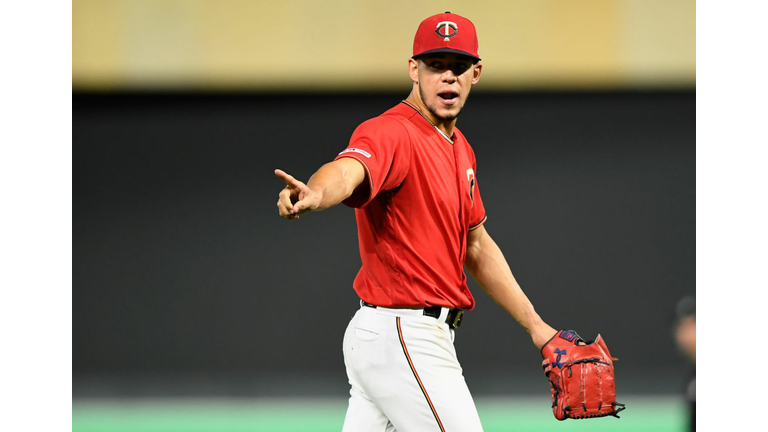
[361, 300, 464, 329]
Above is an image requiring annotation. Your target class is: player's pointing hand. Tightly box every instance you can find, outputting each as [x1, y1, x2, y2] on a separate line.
[275, 169, 321, 220]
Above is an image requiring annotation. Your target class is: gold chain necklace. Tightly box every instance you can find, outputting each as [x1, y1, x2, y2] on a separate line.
[401, 101, 454, 144]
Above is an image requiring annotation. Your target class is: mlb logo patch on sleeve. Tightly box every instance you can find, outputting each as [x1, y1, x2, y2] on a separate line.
[339, 148, 372, 158]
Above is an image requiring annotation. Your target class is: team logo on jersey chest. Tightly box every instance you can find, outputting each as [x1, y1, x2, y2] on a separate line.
[435, 21, 458, 41]
[466, 168, 475, 206]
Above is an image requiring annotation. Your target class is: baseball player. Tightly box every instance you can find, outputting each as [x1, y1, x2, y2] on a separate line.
[276, 12, 557, 431]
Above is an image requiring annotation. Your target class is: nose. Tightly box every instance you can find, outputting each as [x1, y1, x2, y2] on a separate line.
[441, 69, 457, 83]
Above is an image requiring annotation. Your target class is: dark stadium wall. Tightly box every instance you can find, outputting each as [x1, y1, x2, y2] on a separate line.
[73, 91, 694, 397]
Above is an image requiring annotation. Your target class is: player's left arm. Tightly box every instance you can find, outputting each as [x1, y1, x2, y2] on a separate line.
[464, 225, 557, 349]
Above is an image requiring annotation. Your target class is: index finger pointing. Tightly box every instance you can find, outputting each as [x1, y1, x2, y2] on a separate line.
[274, 169, 301, 187]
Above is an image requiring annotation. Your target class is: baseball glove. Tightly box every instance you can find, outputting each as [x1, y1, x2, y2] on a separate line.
[541, 330, 626, 420]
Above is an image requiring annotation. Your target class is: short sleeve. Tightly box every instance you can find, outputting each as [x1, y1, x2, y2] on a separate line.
[334, 116, 411, 208]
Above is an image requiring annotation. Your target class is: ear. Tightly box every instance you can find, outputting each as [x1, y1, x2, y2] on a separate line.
[471, 62, 482, 85]
[408, 58, 419, 84]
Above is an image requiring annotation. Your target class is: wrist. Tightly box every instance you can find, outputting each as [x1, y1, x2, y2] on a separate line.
[531, 323, 558, 350]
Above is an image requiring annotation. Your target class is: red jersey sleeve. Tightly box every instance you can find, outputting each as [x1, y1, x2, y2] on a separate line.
[334, 117, 411, 208]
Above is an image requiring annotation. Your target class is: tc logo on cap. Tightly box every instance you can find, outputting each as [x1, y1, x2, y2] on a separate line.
[435, 21, 458, 41]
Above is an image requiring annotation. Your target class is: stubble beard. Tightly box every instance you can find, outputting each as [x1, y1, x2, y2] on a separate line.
[418, 82, 461, 122]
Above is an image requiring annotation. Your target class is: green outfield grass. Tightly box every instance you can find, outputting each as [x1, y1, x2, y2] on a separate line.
[73, 395, 688, 432]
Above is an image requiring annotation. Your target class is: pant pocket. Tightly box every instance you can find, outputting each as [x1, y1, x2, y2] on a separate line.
[353, 327, 381, 342]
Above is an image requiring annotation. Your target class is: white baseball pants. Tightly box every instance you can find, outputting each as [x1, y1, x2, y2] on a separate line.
[341, 302, 484, 432]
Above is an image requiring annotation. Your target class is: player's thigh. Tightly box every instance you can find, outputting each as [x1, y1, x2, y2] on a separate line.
[342, 308, 397, 432]
[342, 385, 396, 432]
[377, 317, 484, 432]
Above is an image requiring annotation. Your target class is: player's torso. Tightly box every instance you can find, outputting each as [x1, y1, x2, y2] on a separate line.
[395, 118, 477, 247]
[357, 110, 478, 308]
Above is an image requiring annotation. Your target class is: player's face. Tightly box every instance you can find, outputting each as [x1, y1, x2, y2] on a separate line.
[410, 54, 482, 123]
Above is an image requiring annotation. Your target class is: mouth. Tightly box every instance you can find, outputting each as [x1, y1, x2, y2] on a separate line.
[438, 90, 459, 105]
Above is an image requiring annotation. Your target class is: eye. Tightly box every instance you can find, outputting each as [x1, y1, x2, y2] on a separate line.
[452, 63, 471, 75]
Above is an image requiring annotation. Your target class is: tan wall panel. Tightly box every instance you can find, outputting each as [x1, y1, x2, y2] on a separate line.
[476, 0, 624, 88]
[620, 0, 696, 86]
[72, 0, 695, 91]
[72, 0, 125, 87]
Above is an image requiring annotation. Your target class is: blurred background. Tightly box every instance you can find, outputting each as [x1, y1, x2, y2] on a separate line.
[73, 0, 695, 431]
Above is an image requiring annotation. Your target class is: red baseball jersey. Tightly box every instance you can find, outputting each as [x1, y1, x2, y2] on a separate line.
[334, 102, 487, 310]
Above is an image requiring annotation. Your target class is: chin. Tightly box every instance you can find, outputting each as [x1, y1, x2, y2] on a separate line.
[436, 107, 460, 121]
[424, 102, 459, 121]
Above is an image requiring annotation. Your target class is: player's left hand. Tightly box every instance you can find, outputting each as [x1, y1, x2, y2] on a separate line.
[275, 169, 321, 219]
[541, 330, 626, 420]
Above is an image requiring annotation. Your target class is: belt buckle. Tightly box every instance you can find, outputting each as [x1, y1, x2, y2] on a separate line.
[447, 309, 464, 329]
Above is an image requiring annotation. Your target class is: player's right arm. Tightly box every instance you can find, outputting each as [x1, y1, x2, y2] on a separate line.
[275, 157, 366, 220]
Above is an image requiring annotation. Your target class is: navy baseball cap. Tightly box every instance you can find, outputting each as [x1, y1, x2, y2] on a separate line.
[412, 12, 481, 63]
